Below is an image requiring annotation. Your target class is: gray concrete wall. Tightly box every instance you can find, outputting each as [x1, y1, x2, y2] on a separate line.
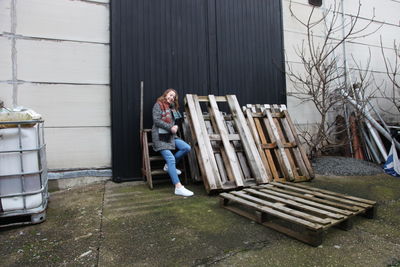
[0, 0, 111, 172]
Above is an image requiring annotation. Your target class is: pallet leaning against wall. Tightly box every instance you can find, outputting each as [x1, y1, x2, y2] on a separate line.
[243, 104, 314, 182]
[220, 182, 376, 246]
[184, 94, 270, 193]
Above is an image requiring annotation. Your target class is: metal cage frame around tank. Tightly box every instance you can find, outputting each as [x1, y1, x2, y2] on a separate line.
[0, 119, 48, 227]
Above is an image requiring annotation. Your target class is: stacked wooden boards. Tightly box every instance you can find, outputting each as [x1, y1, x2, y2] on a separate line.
[220, 182, 376, 246]
[243, 104, 314, 182]
[184, 94, 269, 193]
[184, 95, 315, 192]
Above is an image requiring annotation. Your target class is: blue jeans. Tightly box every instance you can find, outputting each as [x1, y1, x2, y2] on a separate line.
[159, 139, 191, 185]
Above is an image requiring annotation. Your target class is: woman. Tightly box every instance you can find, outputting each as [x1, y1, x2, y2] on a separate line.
[152, 88, 194, 197]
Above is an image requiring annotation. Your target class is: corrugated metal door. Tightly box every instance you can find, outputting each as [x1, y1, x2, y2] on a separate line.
[111, 0, 286, 181]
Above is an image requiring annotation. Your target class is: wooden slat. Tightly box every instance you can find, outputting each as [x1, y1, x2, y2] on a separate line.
[231, 191, 333, 225]
[264, 107, 295, 181]
[254, 116, 282, 181]
[259, 186, 355, 215]
[291, 182, 376, 205]
[208, 134, 240, 141]
[142, 130, 153, 189]
[182, 116, 202, 182]
[220, 193, 322, 230]
[198, 95, 227, 102]
[226, 95, 269, 183]
[243, 188, 345, 220]
[280, 105, 315, 178]
[209, 95, 244, 187]
[225, 120, 252, 181]
[271, 105, 299, 180]
[205, 120, 229, 184]
[245, 108, 273, 181]
[269, 182, 372, 209]
[185, 94, 221, 191]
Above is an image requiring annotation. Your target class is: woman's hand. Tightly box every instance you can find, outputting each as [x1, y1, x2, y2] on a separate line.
[171, 125, 179, 134]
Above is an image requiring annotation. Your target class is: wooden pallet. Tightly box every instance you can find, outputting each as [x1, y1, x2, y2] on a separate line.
[184, 95, 269, 193]
[220, 182, 376, 246]
[243, 104, 314, 182]
[141, 129, 187, 189]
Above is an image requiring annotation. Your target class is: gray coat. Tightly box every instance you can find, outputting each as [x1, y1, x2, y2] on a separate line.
[152, 102, 176, 151]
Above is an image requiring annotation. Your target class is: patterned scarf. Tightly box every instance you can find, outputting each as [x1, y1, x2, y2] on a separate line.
[157, 100, 173, 124]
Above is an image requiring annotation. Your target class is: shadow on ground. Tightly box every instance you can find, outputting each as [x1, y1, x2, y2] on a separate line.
[1, 174, 400, 266]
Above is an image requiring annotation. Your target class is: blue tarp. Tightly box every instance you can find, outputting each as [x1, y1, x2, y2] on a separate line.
[384, 141, 400, 177]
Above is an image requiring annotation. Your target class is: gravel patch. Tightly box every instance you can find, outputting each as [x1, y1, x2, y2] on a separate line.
[313, 156, 384, 176]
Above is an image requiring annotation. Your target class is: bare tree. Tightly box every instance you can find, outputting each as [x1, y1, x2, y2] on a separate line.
[380, 37, 400, 114]
[286, 0, 379, 157]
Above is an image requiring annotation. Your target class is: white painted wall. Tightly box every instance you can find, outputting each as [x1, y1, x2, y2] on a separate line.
[0, 0, 110, 170]
[282, 0, 400, 127]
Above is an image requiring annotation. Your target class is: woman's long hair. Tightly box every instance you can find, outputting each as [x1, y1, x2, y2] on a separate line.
[157, 88, 179, 110]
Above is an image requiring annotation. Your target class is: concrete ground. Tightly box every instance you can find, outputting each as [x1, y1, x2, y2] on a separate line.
[1, 174, 400, 267]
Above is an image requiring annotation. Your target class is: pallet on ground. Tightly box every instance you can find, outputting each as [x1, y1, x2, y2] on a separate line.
[219, 182, 376, 246]
[0, 210, 46, 228]
[243, 104, 314, 182]
[184, 94, 269, 193]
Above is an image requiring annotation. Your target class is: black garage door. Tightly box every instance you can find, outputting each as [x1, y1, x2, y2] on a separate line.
[111, 0, 286, 181]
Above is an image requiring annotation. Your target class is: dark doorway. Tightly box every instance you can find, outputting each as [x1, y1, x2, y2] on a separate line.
[111, 0, 286, 181]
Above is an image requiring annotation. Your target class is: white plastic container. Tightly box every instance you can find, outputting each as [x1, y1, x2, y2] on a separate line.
[0, 119, 48, 226]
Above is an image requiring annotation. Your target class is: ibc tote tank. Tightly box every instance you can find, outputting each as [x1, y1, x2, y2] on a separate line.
[0, 108, 48, 227]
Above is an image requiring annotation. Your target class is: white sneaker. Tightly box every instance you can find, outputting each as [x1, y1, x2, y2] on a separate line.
[174, 186, 194, 197]
[163, 164, 182, 175]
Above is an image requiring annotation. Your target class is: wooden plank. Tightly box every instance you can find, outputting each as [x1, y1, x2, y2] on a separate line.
[220, 193, 322, 230]
[185, 94, 221, 191]
[277, 105, 310, 179]
[262, 116, 288, 179]
[209, 95, 244, 187]
[226, 95, 269, 183]
[231, 191, 333, 225]
[291, 183, 376, 205]
[184, 105, 209, 187]
[280, 106, 315, 178]
[243, 188, 345, 220]
[204, 120, 229, 184]
[271, 105, 300, 180]
[269, 182, 372, 209]
[225, 120, 252, 181]
[142, 131, 153, 189]
[264, 106, 295, 181]
[253, 116, 281, 181]
[208, 134, 240, 141]
[244, 108, 273, 181]
[259, 186, 356, 215]
[198, 95, 227, 102]
[182, 117, 202, 182]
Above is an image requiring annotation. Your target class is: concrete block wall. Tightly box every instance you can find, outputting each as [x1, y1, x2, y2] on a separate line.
[282, 0, 400, 127]
[0, 0, 111, 171]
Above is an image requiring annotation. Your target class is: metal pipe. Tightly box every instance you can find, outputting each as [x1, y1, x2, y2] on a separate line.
[342, 89, 400, 152]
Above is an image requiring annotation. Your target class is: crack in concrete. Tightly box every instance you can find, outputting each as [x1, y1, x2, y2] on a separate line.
[192, 240, 271, 266]
[95, 181, 107, 267]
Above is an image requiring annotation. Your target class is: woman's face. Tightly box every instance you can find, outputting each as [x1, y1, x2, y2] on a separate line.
[165, 91, 176, 104]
